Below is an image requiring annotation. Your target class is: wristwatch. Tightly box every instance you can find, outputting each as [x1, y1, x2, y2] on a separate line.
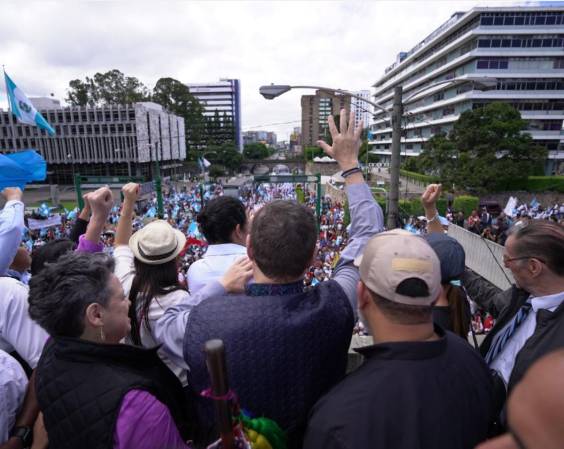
[10, 426, 33, 448]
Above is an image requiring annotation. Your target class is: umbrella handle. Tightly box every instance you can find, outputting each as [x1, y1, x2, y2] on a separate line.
[205, 339, 235, 449]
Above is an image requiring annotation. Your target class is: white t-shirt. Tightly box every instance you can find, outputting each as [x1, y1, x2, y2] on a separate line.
[113, 245, 189, 385]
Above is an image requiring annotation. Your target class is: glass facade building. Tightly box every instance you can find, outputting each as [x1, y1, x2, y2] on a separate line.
[369, 6, 564, 174]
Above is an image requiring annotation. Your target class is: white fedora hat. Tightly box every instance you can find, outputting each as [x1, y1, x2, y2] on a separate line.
[129, 220, 186, 265]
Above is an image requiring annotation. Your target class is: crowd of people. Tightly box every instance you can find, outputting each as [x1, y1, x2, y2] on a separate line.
[1, 110, 563, 449]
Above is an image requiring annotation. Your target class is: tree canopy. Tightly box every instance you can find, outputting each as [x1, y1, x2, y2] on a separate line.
[417, 102, 546, 193]
[66, 70, 151, 106]
[243, 142, 271, 160]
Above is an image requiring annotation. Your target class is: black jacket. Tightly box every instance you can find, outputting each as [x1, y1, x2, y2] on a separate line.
[304, 327, 493, 449]
[36, 337, 191, 449]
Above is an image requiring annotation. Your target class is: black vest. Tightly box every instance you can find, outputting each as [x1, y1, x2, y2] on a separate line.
[183, 280, 354, 449]
[36, 337, 191, 449]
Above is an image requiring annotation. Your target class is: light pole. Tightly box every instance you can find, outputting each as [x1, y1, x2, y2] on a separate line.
[260, 78, 497, 228]
[115, 148, 132, 178]
[147, 142, 164, 219]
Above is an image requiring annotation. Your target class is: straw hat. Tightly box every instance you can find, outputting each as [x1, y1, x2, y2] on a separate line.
[129, 220, 186, 265]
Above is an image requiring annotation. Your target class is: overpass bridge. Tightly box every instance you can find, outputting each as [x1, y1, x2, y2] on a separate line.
[240, 159, 306, 175]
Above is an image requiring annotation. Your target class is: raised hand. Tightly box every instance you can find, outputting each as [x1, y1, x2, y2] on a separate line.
[122, 182, 140, 204]
[421, 184, 442, 210]
[317, 109, 363, 172]
[1, 187, 23, 202]
[88, 186, 114, 219]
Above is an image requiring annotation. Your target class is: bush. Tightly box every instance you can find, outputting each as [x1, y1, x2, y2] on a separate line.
[526, 176, 564, 193]
[208, 165, 225, 179]
[400, 169, 440, 184]
[453, 195, 479, 217]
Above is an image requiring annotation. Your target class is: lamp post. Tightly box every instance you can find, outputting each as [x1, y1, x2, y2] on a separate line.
[260, 78, 497, 228]
[147, 142, 164, 219]
[115, 148, 132, 178]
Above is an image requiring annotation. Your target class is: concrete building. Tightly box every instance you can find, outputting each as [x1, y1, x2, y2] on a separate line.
[301, 90, 351, 147]
[369, 5, 564, 174]
[0, 101, 186, 184]
[186, 79, 242, 151]
[351, 90, 372, 129]
[243, 130, 277, 146]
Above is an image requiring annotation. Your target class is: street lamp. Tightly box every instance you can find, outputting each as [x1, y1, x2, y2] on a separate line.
[259, 78, 497, 229]
[115, 148, 132, 178]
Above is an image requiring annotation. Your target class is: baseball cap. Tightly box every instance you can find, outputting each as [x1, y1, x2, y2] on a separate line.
[424, 233, 465, 284]
[354, 229, 441, 306]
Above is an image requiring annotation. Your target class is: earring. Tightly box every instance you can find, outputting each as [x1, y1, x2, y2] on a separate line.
[99, 327, 106, 342]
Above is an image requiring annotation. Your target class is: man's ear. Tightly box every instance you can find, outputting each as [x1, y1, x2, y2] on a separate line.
[528, 258, 544, 278]
[357, 281, 371, 311]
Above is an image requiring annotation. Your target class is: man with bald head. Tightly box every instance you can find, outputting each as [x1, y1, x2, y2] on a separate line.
[477, 349, 564, 449]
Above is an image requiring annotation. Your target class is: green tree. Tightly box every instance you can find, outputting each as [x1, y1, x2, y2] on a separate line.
[205, 142, 242, 173]
[304, 146, 324, 161]
[66, 69, 151, 106]
[243, 142, 270, 160]
[152, 77, 207, 158]
[418, 102, 546, 193]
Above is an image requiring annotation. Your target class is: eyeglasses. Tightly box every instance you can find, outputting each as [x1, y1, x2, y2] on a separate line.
[503, 255, 546, 265]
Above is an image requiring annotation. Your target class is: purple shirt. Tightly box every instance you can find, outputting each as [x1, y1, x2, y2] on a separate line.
[114, 390, 190, 449]
[76, 234, 105, 253]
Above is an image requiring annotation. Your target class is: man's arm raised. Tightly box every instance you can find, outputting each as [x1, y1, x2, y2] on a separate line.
[318, 110, 384, 315]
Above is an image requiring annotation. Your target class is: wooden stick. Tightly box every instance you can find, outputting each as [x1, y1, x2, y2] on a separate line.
[205, 339, 235, 449]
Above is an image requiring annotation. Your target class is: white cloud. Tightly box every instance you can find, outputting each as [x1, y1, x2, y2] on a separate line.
[0, 0, 548, 140]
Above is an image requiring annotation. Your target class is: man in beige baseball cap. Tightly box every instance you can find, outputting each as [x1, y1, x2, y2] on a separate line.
[304, 229, 494, 449]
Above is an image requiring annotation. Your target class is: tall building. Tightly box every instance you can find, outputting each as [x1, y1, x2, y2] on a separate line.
[351, 90, 372, 129]
[186, 79, 242, 151]
[0, 101, 186, 184]
[301, 90, 351, 147]
[243, 130, 277, 146]
[369, 5, 564, 174]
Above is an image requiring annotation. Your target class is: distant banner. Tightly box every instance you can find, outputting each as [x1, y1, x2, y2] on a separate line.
[28, 214, 62, 230]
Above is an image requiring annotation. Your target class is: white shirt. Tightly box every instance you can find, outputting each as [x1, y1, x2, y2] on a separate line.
[113, 245, 189, 385]
[187, 243, 247, 294]
[0, 349, 28, 443]
[0, 200, 24, 275]
[490, 291, 564, 384]
[0, 278, 48, 368]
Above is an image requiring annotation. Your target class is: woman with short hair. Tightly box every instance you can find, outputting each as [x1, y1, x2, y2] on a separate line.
[28, 252, 191, 449]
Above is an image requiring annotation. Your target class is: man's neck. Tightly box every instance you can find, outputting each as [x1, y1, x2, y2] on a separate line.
[529, 277, 564, 298]
[252, 267, 303, 285]
[370, 321, 438, 345]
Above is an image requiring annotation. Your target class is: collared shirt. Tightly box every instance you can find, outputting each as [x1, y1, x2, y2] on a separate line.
[0, 200, 24, 275]
[490, 291, 564, 384]
[0, 349, 28, 443]
[155, 182, 385, 372]
[186, 243, 247, 294]
[0, 277, 49, 368]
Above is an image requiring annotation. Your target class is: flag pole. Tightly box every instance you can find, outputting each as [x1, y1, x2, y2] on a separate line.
[2, 66, 18, 152]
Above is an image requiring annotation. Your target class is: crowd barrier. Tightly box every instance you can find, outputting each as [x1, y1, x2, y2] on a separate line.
[447, 224, 514, 291]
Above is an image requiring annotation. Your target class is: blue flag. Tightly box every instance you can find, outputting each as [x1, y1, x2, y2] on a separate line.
[4, 72, 55, 136]
[0, 150, 46, 190]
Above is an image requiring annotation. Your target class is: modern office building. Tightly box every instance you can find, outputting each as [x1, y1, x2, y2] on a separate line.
[0, 101, 186, 184]
[301, 90, 351, 147]
[186, 79, 243, 151]
[369, 5, 564, 174]
[351, 90, 372, 129]
[243, 130, 277, 146]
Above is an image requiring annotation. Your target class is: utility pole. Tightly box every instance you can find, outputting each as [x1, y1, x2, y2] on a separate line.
[387, 86, 403, 229]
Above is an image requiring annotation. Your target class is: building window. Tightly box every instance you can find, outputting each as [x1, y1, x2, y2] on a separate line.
[476, 58, 509, 69]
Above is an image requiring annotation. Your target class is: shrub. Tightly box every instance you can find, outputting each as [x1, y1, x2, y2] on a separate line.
[400, 169, 440, 184]
[453, 195, 479, 216]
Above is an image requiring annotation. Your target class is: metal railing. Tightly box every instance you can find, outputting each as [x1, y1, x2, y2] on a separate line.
[447, 224, 514, 290]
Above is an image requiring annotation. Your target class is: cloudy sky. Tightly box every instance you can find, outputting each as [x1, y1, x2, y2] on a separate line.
[0, 0, 543, 140]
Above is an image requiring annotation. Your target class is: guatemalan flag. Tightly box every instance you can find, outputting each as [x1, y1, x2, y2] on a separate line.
[4, 72, 55, 136]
